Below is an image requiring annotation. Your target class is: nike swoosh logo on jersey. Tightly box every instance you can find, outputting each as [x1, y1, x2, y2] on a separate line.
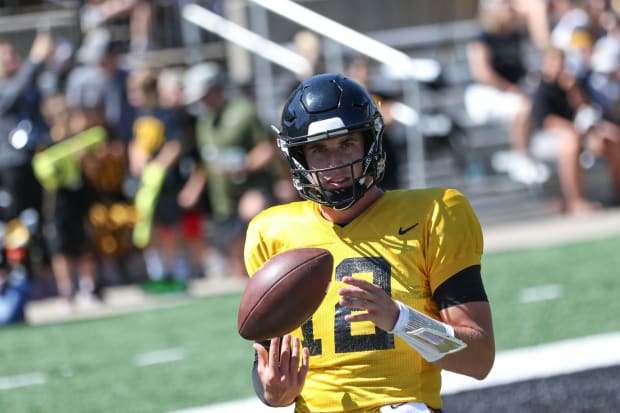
[398, 222, 419, 235]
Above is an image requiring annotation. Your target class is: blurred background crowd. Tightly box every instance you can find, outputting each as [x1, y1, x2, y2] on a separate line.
[2, 0, 620, 325]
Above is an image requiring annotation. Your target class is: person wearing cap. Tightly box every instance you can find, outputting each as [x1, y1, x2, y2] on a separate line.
[178, 62, 278, 278]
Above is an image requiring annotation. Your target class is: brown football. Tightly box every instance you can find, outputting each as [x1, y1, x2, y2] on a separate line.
[237, 248, 333, 341]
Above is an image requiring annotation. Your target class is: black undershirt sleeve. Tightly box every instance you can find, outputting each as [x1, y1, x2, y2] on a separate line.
[432, 265, 488, 310]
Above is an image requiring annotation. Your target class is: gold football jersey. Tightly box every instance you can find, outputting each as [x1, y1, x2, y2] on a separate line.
[244, 188, 483, 413]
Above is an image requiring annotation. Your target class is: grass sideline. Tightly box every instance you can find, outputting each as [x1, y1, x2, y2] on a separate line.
[1, 234, 619, 412]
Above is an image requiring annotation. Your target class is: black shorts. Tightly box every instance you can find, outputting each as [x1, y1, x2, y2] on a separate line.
[46, 185, 94, 256]
[0, 163, 42, 221]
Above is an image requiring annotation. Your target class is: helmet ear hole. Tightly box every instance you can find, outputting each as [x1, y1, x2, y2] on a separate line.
[363, 131, 376, 154]
[289, 147, 306, 168]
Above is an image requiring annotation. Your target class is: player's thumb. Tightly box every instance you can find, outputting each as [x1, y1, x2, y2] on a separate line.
[253, 342, 268, 368]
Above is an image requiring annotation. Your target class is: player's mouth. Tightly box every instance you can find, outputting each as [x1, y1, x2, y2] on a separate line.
[322, 176, 352, 189]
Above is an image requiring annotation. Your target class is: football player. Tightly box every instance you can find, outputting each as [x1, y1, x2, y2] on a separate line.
[244, 73, 495, 413]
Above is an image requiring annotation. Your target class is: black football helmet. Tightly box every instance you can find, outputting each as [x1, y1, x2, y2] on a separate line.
[276, 73, 386, 210]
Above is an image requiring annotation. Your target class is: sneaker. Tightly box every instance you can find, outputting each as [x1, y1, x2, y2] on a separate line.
[492, 150, 551, 185]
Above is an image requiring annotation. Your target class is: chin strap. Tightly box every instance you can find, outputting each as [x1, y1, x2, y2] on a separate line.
[388, 301, 467, 362]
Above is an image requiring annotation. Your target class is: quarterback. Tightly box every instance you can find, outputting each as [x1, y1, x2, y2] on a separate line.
[244, 73, 495, 413]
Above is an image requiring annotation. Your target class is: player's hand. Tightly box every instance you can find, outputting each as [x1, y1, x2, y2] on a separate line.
[338, 276, 400, 332]
[253, 335, 309, 407]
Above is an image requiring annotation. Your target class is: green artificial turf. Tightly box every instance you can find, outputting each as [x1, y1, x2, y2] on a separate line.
[0, 295, 255, 412]
[1, 234, 619, 412]
[482, 234, 620, 350]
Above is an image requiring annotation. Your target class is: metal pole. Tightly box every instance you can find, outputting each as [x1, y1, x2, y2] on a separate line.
[247, 2, 277, 124]
[224, 0, 252, 84]
[402, 80, 426, 189]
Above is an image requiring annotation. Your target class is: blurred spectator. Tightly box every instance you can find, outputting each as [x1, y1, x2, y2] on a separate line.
[0, 32, 53, 223]
[466, 0, 550, 185]
[586, 33, 620, 122]
[37, 92, 103, 306]
[79, 0, 153, 53]
[158, 67, 209, 279]
[549, 0, 618, 77]
[0, 215, 35, 324]
[531, 47, 620, 214]
[344, 54, 401, 189]
[549, 0, 591, 52]
[179, 62, 278, 277]
[293, 30, 324, 80]
[66, 28, 134, 141]
[566, 25, 598, 80]
[127, 67, 186, 290]
[508, 0, 553, 50]
[466, 0, 532, 152]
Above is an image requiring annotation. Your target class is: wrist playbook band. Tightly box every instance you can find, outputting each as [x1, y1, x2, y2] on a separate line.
[389, 301, 465, 362]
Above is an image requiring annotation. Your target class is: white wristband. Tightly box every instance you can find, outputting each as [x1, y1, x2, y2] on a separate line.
[388, 301, 464, 362]
[388, 301, 410, 334]
[389, 301, 454, 337]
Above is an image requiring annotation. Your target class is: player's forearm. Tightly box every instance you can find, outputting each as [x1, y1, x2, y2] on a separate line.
[435, 324, 495, 380]
[436, 301, 495, 379]
[153, 140, 182, 170]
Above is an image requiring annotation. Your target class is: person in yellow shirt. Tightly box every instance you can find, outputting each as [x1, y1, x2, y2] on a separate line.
[244, 73, 495, 413]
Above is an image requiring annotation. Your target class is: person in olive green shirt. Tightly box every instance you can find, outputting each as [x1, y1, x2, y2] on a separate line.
[178, 62, 279, 277]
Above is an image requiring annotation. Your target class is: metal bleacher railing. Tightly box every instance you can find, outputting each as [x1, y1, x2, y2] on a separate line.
[0, 1, 524, 194]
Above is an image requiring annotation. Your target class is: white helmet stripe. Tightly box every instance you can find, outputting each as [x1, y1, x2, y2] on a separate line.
[307, 117, 347, 137]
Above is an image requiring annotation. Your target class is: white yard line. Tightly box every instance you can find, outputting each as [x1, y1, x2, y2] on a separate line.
[442, 332, 620, 394]
[171, 332, 620, 413]
[133, 348, 186, 367]
[0, 372, 47, 391]
[518, 284, 563, 303]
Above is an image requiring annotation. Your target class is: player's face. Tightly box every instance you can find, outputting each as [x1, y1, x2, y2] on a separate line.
[302, 133, 365, 190]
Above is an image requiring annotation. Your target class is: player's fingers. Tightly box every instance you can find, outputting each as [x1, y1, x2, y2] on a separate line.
[339, 296, 367, 309]
[298, 346, 310, 383]
[268, 336, 281, 368]
[338, 286, 371, 306]
[279, 334, 292, 369]
[344, 311, 370, 323]
[338, 283, 382, 301]
[289, 336, 301, 377]
[341, 276, 375, 290]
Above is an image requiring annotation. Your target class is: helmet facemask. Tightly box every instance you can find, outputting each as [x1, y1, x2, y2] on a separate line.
[277, 116, 386, 210]
[276, 73, 387, 210]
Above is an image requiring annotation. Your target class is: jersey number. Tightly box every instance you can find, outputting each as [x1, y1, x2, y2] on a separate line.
[301, 256, 395, 355]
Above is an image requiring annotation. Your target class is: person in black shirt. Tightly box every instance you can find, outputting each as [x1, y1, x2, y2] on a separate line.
[466, 0, 532, 153]
[532, 47, 620, 214]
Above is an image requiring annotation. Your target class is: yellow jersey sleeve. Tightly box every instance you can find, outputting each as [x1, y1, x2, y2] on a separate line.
[423, 188, 484, 292]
